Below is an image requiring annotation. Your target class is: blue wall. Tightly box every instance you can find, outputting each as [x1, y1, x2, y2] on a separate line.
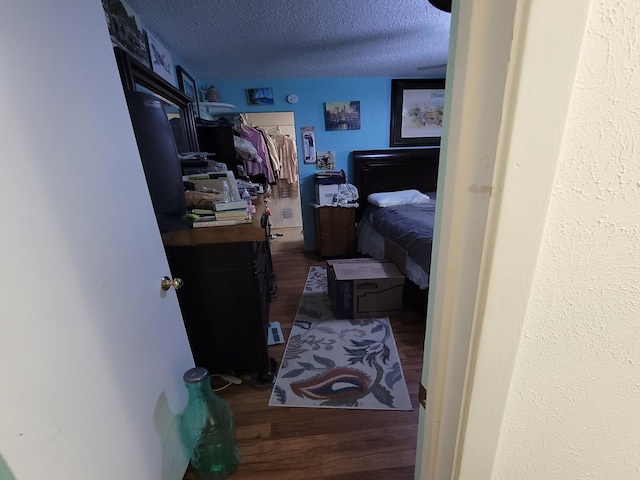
[207, 77, 396, 250]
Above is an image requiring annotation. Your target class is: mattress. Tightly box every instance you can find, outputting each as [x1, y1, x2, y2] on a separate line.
[356, 198, 436, 289]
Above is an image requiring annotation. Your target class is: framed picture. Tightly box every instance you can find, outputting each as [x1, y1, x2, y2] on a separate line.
[246, 87, 274, 106]
[176, 65, 199, 114]
[102, 0, 149, 67]
[146, 30, 174, 84]
[389, 78, 446, 147]
[324, 101, 361, 131]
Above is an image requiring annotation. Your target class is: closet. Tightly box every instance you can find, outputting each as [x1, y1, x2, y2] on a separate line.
[197, 112, 302, 230]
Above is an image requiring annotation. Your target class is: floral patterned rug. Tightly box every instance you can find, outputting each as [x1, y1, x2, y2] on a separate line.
[268, 266, 412, 410]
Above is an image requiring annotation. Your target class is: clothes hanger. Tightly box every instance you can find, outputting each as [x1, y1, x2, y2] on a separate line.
[233, 113, 248, 127]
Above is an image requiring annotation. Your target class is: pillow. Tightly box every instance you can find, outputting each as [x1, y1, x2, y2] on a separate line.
[367, 189, 431, 207]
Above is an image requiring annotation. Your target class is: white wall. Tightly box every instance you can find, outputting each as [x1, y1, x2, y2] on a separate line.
[493, 1, 640, 477]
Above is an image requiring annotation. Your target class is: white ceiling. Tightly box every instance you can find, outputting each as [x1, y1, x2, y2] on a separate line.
[123, 0, 452, 80]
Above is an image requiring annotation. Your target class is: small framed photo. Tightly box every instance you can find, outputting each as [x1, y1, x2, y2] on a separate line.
[246, 87, 274, 106]
[102, 0, 149, 67]
[324, 101, 361, 131]
[146, 30, 174, 84]
[176, 65, 199, 114]
[390, 78, 446, 146]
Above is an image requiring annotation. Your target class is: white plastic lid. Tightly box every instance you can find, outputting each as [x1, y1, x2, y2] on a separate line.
[183, 367, 209, 383]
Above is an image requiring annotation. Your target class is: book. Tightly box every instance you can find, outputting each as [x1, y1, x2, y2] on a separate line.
[214, 208, 247, 220]
[192, 218, 252, 228]
[191, 208, 215, 215]
[192, 215, 216, 221]
[213, 199, 249, 211]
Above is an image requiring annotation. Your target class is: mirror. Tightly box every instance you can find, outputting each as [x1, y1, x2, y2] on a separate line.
[114, 46, 198, 232]
[113, 46, 198, 153]
[244, 112, 301, 230]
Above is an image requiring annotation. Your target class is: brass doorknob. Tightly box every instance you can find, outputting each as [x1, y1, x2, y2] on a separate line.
[161, 276, 184, 291]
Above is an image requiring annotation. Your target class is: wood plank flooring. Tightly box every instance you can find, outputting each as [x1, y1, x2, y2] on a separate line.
[184, 239, 426, 480]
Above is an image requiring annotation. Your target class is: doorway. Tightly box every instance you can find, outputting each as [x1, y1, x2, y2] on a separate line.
[243, 112, 302, 232]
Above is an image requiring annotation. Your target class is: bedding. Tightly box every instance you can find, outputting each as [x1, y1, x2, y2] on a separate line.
[356, 195, 436, 289]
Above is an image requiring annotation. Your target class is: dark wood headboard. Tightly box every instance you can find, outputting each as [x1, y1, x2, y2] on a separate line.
[351, 148, 440, 221]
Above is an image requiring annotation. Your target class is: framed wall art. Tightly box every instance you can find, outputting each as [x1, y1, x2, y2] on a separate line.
[176, 65, 199, 114]
[389, 78, 446, 147]
[246, 87, 274, 105]
[146, 30, 174, 84]
[101, 0, 149, 67]
[324, 101, 361, 131]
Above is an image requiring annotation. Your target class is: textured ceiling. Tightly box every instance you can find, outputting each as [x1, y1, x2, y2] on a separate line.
[123, 0, 452, 80]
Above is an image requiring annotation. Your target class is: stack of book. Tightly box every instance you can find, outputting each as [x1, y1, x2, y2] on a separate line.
[192, 199, 250, 228]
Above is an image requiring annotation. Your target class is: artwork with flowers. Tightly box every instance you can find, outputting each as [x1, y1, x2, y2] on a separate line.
[390, 78, 445, 146]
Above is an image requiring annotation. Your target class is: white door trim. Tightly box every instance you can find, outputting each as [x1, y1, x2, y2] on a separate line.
[416, 1, 592, 478]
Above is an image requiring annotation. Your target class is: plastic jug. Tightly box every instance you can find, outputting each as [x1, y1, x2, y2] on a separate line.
[179, 367, 241, 479]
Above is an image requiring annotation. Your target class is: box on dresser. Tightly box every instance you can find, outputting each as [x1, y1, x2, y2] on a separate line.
[314, 170, 345, 206]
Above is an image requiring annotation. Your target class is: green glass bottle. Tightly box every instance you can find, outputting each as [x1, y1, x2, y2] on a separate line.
[180, 367, 241, 479]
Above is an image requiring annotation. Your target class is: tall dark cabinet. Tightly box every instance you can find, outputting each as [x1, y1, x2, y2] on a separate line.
[162, 217, 276, 384]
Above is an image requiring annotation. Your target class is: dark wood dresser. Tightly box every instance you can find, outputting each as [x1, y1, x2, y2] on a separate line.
[162, 210, 275, 385]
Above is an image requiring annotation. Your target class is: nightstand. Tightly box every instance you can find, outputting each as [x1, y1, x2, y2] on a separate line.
[314, 205, 356, 257]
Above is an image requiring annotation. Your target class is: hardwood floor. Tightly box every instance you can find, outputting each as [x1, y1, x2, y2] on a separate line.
[184, 240, 427, 480]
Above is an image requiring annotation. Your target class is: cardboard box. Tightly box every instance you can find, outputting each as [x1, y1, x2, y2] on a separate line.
[383, 238, 408, 275]
[315, 183, 340, 206]
[326, 258, 405, 319]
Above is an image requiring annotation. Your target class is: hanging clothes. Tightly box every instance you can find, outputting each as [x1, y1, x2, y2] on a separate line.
[272, 131, 298, 185]
[256, 126, 282, 179]
[234, 123, 275, 184]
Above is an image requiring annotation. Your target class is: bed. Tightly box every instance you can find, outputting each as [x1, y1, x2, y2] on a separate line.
[352, 148, 440, 303]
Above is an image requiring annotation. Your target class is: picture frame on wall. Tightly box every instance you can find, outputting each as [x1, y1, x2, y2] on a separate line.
[101, 0, 149, 67]
[176, 65, 199, 114]
[389, 78, 446, 147]
[246, 87, 274, 106]
[146, 30, 174, 84]
[324, 101, 361, 131]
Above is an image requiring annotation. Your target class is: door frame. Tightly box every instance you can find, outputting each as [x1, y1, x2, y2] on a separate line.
[416, 0, 592, 478]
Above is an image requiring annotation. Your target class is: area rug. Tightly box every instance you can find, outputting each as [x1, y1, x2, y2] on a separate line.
[268, 266, 412, 410]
